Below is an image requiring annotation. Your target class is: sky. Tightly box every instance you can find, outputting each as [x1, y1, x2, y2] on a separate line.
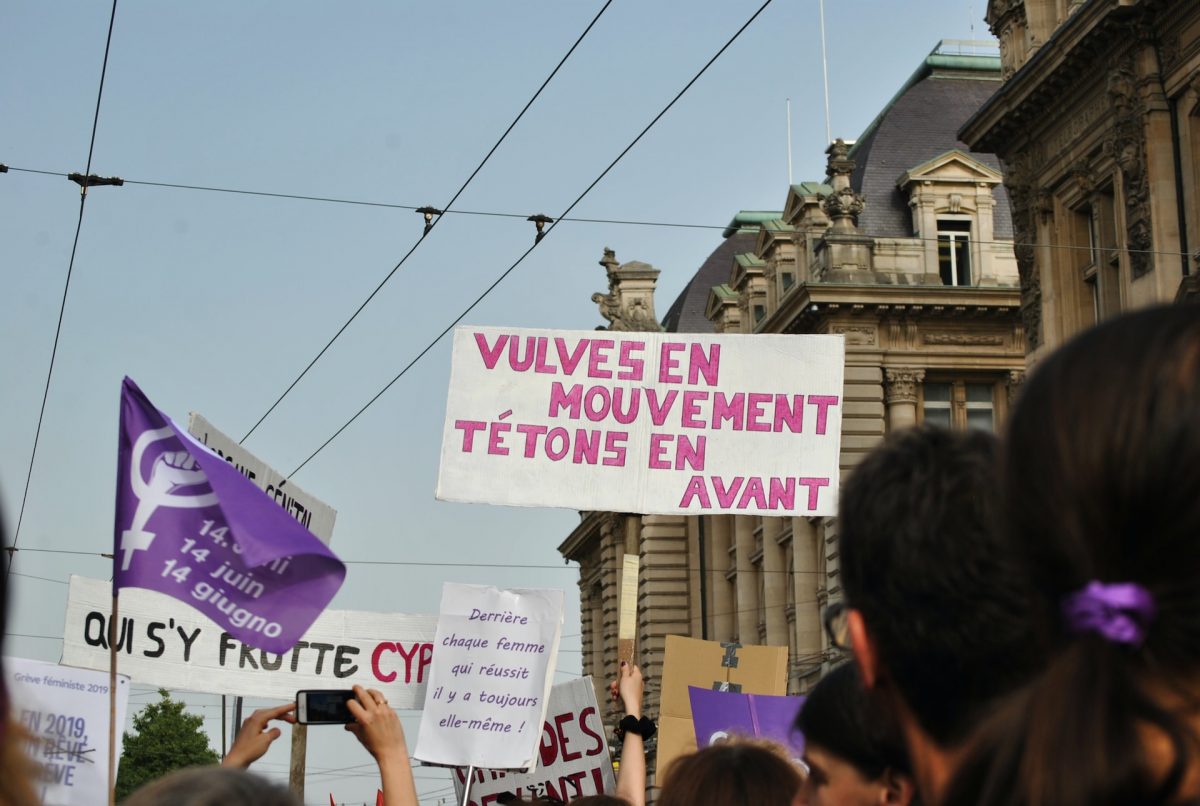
[2, 1, 993, 802]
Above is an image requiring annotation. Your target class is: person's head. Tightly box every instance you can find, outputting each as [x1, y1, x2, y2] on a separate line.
[120, 767, 299, 806]
[945, 305, 1200, 806]
[657, 739, 805, 806]
[838, 426, 1041, 754]
[795, 663, 917, 806]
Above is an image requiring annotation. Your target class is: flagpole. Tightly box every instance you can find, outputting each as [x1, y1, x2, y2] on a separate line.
[108, 591, 119, 806]
[461, 765, 474, 806]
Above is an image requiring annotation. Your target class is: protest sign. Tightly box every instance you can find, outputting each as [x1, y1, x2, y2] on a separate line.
[187, 413, 337, 544]
[62, 576, 437, 706]
[414, 583, 564, 771]
[688, 687, 805, 759]
[115, 378, 345, 653]
[656, 635, 789, 778]
[437, 327, 845, 516]
[452, 677, 616, 805]
[5, 656, 130, 805]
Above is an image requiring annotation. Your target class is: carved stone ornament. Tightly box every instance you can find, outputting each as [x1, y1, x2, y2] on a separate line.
[821, 186, 866, 225]
[884, 368, 925, 405]
[591, 248, 663, 333]
[826, 138, 855, 178]
[1003, 163, 1043, 349]
[1006, 370, 1026, 406]
[1106, 64, 1152, 278]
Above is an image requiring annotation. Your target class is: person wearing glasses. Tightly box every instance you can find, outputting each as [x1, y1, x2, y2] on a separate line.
[794, 662, 917, 806]
[833, 425, 1042, 803]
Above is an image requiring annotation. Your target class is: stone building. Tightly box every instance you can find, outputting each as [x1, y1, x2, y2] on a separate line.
[558, 41, 1026, 784]
[959, 0, 1200, 359]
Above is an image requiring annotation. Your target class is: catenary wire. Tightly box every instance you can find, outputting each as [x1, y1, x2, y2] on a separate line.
[287, 0, 778, 477]
[237, 0, 615, 444]
[9, 0, 120, 573]
[6, 164, 1195, 259]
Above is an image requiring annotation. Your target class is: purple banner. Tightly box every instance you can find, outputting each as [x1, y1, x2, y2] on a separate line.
[113, 377, 345, 654]
[688, 686, 805, 758]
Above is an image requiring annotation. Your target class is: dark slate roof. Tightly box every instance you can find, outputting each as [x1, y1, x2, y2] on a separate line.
[661, 231, 757, 333]
[850, 71, 1013, 239]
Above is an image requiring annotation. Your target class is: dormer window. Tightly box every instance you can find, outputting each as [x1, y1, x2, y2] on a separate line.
[937, 220, 972, 286]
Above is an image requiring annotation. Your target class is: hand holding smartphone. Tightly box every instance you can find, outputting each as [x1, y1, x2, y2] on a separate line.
[296, 689, 356, 724]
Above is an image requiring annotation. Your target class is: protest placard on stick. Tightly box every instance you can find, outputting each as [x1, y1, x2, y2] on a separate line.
[617, 554, 638, 665]
[5, 657, 130, 806]
[452, 677, 615, 805]
[414, 583, 564, 772]
[437, 327, 845, 517]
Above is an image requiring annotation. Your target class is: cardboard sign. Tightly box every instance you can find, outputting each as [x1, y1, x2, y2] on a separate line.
[61, 576, 436, 705]
[689, 687, 805, 759]
[656, 635, 788, 778]
[437, 327, 845, 516]
[6, 656, 131, 805]
[187, 413, 337, 544]
[452, 677, 616, 805]
[414, 583, 564, 771]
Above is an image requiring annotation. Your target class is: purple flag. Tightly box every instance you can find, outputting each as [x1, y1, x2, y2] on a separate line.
[114, 377, 345, 654]
[688, 686, 806, 758]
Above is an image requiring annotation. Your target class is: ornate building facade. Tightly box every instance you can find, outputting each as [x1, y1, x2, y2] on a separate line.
[960, 0, 1200, 358]
[558, 42, 1027, 786]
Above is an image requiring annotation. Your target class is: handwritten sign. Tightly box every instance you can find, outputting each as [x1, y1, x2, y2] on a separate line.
[689, 687, 805, 759]
[5, 656, 130, 805]
[187, 412, 337, 543]
[61, 576, 436, 706]
[437, 327, 844, 516]
[452, 677, 616, 805]
[414, 583, 564, 771]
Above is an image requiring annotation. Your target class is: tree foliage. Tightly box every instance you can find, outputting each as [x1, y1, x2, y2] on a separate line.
[115, 688, 219, 799]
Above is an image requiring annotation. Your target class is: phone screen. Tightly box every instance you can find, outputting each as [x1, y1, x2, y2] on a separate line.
[297, 690, 355, 724]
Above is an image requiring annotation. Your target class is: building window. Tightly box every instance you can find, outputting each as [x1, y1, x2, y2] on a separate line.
[781, 271, 795, 292]
[937, 220, 972, 286]
[923, 380, 996, 431]
[1074, 191, 1120, 323]
[753, 304, 766, 324]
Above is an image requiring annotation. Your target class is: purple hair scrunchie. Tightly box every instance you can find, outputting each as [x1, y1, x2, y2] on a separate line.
[1062, 580, 1157, 646]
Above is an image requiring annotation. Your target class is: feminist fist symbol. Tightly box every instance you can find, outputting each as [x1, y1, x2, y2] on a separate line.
[119, 427, 219, 572]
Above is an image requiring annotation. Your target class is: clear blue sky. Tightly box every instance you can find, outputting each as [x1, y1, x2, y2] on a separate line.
[2, 1, 992, 802]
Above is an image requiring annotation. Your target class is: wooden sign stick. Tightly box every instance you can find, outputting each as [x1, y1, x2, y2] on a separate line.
[617, 554, 639, 666]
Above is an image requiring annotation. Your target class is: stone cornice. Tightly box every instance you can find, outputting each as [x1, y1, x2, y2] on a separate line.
[558, 510, 607, 560]
[765, 283, 1021, 334]
[960, 0, 1143, 153]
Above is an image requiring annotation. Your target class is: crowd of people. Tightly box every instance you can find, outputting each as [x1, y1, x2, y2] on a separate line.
[0, 305, 1196, 804]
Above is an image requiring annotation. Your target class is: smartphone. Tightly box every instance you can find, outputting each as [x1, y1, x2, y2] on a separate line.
[296, 690, 355, 725]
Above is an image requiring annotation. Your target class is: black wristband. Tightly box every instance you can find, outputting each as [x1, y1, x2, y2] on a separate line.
[615, 714, 656, 742]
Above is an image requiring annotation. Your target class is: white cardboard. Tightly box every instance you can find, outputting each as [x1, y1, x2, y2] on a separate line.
[5, 656, 130, 805]
[186, 412, 337, 543]
[61, 576, 436, 706]
[437, 327, 845, 516]
[452, 677, 616, 805]
[414, 583, 564, 771]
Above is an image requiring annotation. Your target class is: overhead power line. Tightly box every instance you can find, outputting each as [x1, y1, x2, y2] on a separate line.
[236, 0, 616, 444]
[288, 0, 778, 477]
[9, 0, 120, 571]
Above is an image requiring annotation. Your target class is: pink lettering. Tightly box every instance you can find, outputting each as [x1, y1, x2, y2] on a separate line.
[487, 421, 510, 455]
[713, 476, 745, 508]
[645, 388, 678, 426]
[611, 387, 640, 424]
[548, 382, 583, 419]
[676, 435, 705, 471]
[603, 431, 628, 466]
[681, 391, 707, 428]
[587, 339, 615, 379]
[573, 430, 600, 464]
[533, 337, 555, 373]
[688, 343, 721, 386]
[658, 342, 685, 383]
[768, 477, 796, 510]
[648, 433, 672, 470]
[679, 476, 712, 508]
[808, 395, 840, 435]
[508, 336, 535, 371]
[773, 395, 804, 433]
[746, 392, 772, 432]
[736, 477, 767, 509]
[798, 476, 831, 510]
[545, 427, 570, 460]
[555, 338, 589, 375]
[454, 420, 485, 451]
[617, 340, 646, 381]
[516, 423, 548, 457]
[474, 332, 508, 369]
[712, 392, 745, 430]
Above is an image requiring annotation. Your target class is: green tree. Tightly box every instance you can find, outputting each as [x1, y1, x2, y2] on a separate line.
[115, 689, 219, 799]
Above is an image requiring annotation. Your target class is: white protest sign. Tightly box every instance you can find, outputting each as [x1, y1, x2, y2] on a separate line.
[61, 576, 436, 705]
[187, 412, 337, 543]
[414, 583, 564, 771]
[437, 327, 845, 516]
[453, 677, 616, 805]
[5, 656, 130, 805]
